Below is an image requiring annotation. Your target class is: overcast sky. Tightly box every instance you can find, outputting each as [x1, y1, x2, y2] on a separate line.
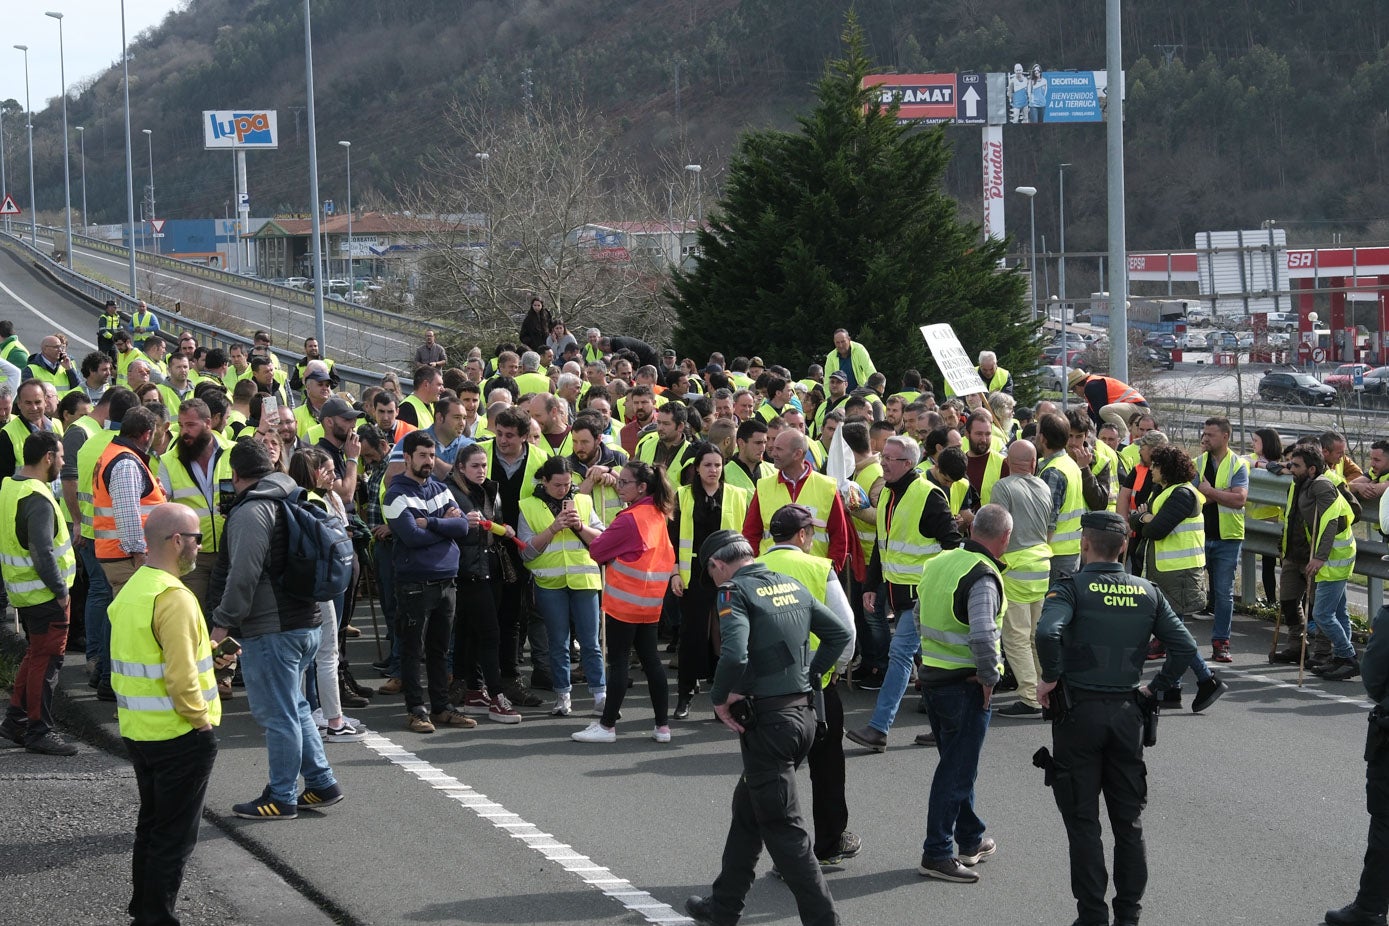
[3, 1, 180, 111]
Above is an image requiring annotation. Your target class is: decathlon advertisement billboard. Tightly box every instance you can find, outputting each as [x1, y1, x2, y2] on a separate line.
[203, 111, 279, 149]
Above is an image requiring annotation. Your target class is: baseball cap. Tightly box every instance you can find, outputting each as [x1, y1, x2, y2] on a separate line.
[769, 504, 815, 542]
[305, 368, 332, 383]
[662, 348, 677, 358]
[828, 370, 849, 382]
[702, 362, 724, 375]
[1081, 510, 1128, 536]
[698, 529, 745, 565]
[321, 397, 363, 420]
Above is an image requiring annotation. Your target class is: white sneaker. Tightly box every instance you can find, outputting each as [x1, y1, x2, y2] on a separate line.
[323, 721, 367, 743]
[550, 692, 573, 716]
[571, 721, 616, 744]
[652, 725, 672, 743]
[592, 695, 606, 717]
[488, 694, 522, 724]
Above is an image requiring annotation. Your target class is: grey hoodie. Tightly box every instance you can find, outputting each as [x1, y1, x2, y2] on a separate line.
[208, 472, 321, 638]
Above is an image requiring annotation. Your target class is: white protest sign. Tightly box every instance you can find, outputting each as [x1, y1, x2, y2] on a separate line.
[919, 323, 987, 396]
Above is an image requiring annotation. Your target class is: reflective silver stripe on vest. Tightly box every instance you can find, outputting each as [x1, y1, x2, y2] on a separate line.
[610, 560, 659, 582]
[885, 540, 942, 557]
[94, 528, 122, 539]
[605, 584, 665, 609]
[1171, 522, 1204, 534]
[530, 565, 600, 579]
[4, 576, 56, 594]
[1006, 569, 1050, 581]
[169, 487, 203, 501]
[919, 649, 976, 669]
[545, 540, 586, 553]
[1051, 529, 1082, 543]
[196, 655, 214, 674]
[112, 658, 165, 679]
[1218, 506, 1244, 515]
[116, 693, 175, 711]
[919, 625, 971, 647]
[1154, 547, 1200, 562]
[201, 685, 218, 703]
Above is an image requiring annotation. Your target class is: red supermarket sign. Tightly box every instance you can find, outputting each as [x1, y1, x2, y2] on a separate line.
[864, 74, 958, 123]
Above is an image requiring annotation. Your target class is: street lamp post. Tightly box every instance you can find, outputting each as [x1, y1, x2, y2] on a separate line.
[75, 126, 86, 229]
[339, 140, 352, 300]
[1, 104, 8, 235]
[120, 0, 137, 297]
[46, 12, 74, 267]
[13, 44, 36, 247]
[303, 0, 327, 349]
[1058, 162, 1070, 308]
[684, 163, 702, 224]
[1015, 186, 1038, 322]
[142, 128, 156, 254]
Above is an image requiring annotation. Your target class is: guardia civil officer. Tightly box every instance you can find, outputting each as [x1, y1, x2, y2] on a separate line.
[685, 529, 850, 926]
[1323, 601, 1389, 926]
[1035, 510, 1198, 926]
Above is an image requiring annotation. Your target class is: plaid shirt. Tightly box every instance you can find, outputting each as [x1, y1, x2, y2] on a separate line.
[360, 459, 389, 530]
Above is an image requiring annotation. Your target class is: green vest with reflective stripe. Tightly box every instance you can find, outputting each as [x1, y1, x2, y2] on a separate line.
[518, 494, 602, 590]
[401, 394, 435, 430]
[850, 460, 883, 562]
[0, 478, 76, 606]
[760, 545, 836, 688]
[635, 433, 694, 487]
[24, 362, 69, 388]
[1092, 440, 1120, 512]
[877, 476, 944, 586]
[110, 566, 221, 741]
[948, 477, 968, 516]
[917, 547, 1004, 674]
[1041, 452, 1085, 556]
[157, 446, 232, 554]
[676, 483, 750, 583]
[724, 457, 773, 495]
[755, 469, 838, 557]
[77, 428, 119, 540]
[976, 451, 1006, 506]
[1001, 542, 1052, 604]
[1298, 486, 1358, 582]
[1150, 484, 1206, 572]
[1195, 450, 1248, 540]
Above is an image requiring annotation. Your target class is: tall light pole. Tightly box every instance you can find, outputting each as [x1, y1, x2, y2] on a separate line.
[1015, 186, 1038, 322]
[1106, 0, 1130, 380]
[338, 140, 352, 300]
[1, 103, 8, 235]
[13, 44, 36, 247]
[1058, 162, 1070, 308]
[303, 0, 327, 349]
[46, 12, 74, 267]
[75, 125, 86, 229]
[474, 152, 489, 242]
[142, 128, 155, 254]
[120, 0, 137, 297]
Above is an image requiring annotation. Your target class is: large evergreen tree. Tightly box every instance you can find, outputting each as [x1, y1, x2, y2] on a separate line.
[669, 15, 1034, 395]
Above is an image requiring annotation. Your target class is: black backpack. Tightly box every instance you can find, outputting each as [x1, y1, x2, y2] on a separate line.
[276, 488, 355, 602]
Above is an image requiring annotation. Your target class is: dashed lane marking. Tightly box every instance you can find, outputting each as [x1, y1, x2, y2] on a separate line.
[358, 732, 694, 925]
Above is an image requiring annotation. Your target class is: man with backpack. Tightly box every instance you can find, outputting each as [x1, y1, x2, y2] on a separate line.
[208, 440, 344, 819]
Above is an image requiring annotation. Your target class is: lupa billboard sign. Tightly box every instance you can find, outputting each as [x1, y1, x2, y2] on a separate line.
[203, 111, 279, 149]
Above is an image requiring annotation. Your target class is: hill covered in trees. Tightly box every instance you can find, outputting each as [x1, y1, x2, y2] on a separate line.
[4, 0, 1387, 262]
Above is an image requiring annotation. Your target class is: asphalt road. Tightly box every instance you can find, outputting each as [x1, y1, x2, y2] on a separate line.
[0, 242, 109, 355]
[23, 609, 1376, 926]
[27, 231, 418, 372]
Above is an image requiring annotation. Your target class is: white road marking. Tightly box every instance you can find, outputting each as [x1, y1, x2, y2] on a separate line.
[1219, 665, 1374, 710]
[358, 732, 695, 925]
[0, 276, 99, 350]
[67, 244, 414, 351]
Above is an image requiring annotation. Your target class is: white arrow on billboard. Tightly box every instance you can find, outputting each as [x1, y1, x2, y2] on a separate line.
[920, 323, 988, 397]
[962, 85, 980, 119]
[150, 218, 166, 233]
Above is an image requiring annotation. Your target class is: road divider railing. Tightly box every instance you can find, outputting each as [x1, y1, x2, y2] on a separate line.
[1, 231, 386, 397]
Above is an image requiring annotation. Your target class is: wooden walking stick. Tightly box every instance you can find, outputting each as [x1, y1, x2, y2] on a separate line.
[1297, 585, 1311, 688]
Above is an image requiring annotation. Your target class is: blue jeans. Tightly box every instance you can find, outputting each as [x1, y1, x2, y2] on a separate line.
[868, 599, 920, 734]
[532, 586, 605, 697]
[859, 580, 890, 677]
[921, 680, 991, 860]
[1312, 578, 1356, 658]
[239, 628, 337, 806]
[1205, 539, 1241, 642]
[1170, 615, 1214, 691]
[79, 542, 113, 675]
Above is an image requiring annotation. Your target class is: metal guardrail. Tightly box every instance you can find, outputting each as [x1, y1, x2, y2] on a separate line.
[0, 232, 385, 396]
[35, 224, 464, 341]
[1146, 393, 1389, 456]
[1241, 468, 1387, 614]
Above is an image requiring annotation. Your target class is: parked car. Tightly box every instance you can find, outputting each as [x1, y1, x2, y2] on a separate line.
[1258, 371, 1337, 406]
[1040, 346, 1084, 367]
[1177, 331, 1207, 350]
[326, 278, 351, 295]
[1237, 332, 1254, 350]
[1138, 346, 1174, 371]
[1263, 311, 1298, 332]
[1266, 332, 1291, 348]
[1143, 332, 1177, 351]
[1324, 363, 1373, 392]
[1036, 365, 1066, 393]
[1186, 308, 1213, 327]
[1206, 331, 1239, 351]
[283, 276, 310, 290]
[1360, 366, 1389, 395]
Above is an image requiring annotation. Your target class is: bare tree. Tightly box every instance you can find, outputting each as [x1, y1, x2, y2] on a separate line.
[403, 95, 677, 345]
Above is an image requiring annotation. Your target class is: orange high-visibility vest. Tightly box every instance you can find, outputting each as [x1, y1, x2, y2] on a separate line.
[602, 502, 675, 624]
[92, 442, 166, 560]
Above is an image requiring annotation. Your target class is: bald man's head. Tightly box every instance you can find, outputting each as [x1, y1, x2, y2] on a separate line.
[1006, 437, 1037, 475]
[144, 503, 199, 545]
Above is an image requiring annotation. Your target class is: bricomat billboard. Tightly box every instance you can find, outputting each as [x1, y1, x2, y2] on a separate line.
[203, 111, 279, 150]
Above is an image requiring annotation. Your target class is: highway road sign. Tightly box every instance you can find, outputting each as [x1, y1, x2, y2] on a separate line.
[0, 195, 19, 216]
[150, 218, 166, 233]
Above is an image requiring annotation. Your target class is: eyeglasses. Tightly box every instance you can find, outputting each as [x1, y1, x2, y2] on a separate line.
[616, 477, 637, 487]
[168, 532, 204, 545]
[881, 456, 910, 464]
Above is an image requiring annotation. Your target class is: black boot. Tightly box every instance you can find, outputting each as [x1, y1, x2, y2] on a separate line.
[342, 667, 375, 698]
